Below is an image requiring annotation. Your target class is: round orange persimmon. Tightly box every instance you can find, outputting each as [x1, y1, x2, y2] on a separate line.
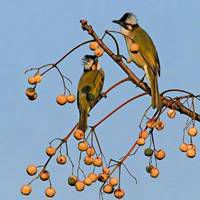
[139, 130, 148, 139]
[75, 181, 85, 191]
[84, 156, 94, 165]
[103, 184, 114, 194]
[109, 177, 118, 186]
[86, 147, 95, 156]
[56, 95, 67, 105]
[114, 188, 125, 199]
[66, 94, 76, 103]
[94, 48, 104, 57]
[102, 167, 110, 175]
[34, 74, 42, 83]
[98, 173, 109, 182]
[26, 164, 37, 176]
[179, 143, 188, 152]
[93, 157, 103, 167]
[78, 141, 88, 151]
[73, 129, 85, 140]
[21, 185, 32, 196]
[88, 173, 98, 182]
[45, 187, 56, 198]
[84, 177, 93, 186]
[89, 41, 99, 50]
[56, 154, 67, 165]
[155, 120, 165, 131]
[25, 88, 36, 98]
[39, 170, 50, 181]
[150, 167, 159, 178]
[186, 148, 196, 158]
[188, 127, 198, 137]
[146, 120, 156, 129]
[154, 149, 166, 160]
[28, 76, 36, 85]
[167, 109, 176, 119]
[46, 146, 56, 156]
[136, 137, 145, 146]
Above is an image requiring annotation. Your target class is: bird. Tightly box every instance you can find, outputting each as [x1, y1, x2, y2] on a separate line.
[77, 55, 105, 132]
[113, 12, 161, 110]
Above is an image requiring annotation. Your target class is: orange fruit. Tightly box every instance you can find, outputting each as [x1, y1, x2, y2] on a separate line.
[28, 76, 36, 85]
[28, 93, 37, 101]
[167, 109, 176, 119]
[89, 42, 99, 50]
[84, 177, 93, 186]
[21, 184, 32, 196]
[88, 173, 98, 182]
[146, 165, 154, 173]
[56, 154, 67, 165]
[136, 137, 145, 146]
[102, 167, 110, 175]
[139, 130, 148, 139]
[56, 95, 67, 105]
[103, 184, 114, 194]
[109, 177, 118, 186]
[114, 188, 125, 199]
[26, 164, 37, 176]
[130, 43, 139, 53]
[93, 157, 103, 167]
[186, 148, 196, 158]
[188, 127, 198, 137]
[46, 146, 56, 156]
[66, 94, 76, 103]
[78, 141, 88, 151]
[34, 74, 42, 83]
[39, 170, 50, 181]
[68, 175, 77, 186]
[86, 147, 95, 156]
[94, 48, 104, 57]
[73, 129, 85, 140]
[45, 187, 56, 198]
[146, 119, 156, 129]
[98, 173, 109, 182]
[84, 156, 94, 165]
[25, 88, 36, 98]
[75, 181, 85, 191]
[150, 167, 159, 178]
[179, 143, 188, 152]
[154, 149, 166, 160]
[155, 120, 165, 131]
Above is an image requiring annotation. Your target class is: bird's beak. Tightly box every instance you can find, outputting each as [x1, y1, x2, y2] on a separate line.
[94, 56, 98, 64]
[112, 19, 122, 25]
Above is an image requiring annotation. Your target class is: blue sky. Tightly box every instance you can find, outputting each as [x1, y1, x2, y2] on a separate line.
[0, 0, 200, 199]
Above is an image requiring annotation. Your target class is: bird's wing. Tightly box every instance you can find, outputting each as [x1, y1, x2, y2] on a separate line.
[133, 27, 160, 76]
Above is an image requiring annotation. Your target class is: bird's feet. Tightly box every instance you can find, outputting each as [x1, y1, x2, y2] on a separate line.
[100, 92, 107, 98]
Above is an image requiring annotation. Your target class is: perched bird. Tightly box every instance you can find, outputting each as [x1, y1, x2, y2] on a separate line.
[113, 12, 161, 109]
[77, 55, 105, 132]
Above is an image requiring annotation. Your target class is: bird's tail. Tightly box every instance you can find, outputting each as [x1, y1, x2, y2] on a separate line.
[150, 76, 161, 110]
[78, 110, 88, 132]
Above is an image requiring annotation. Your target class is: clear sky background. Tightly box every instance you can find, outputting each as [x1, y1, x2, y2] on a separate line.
[0, 0, 200, 199]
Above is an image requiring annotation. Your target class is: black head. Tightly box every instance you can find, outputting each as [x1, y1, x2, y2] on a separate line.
[82, 55, 98, 70]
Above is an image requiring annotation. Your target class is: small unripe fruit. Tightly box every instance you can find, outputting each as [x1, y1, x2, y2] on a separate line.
[88, 173, 98, 182]
[75, 181, 85, 191]
[102, 167, 110, 175]
[167, 109, 176, 119]
[89, 42, 99, 50]
[56, 154, 67, 165]
[103, 184, 114, 194]
[26, 164, 37, 176]
[144, 148, 154, 157]
[84, 177, 93, 186]
[146, 165, 154, 173]
[73, 129, 85, 140]
[93, 157, 103, 167]
[114, 188, 125, 199]
[68, 175, 77, 186]
[45, 187, 56, 198]
[130, 43, 139, 53]
[66, 94, 76, 103]
[146, 120, 156, 129]
[21, 185, 32, 196]
[187, 127, 198, 137]
[28, 77, 36, 85]
[46, 146, 56, 156]
[78, 141, 88, 151]
[56, 95, 67, 105]
[39, 170, 50, 181]
[155, 120, 165, 131]
[34, 74, 42, 83]
[86, 147, 95, 156]
[136, 137, 145, 146]
[186, 148, 196, 158]
[154, 149, 166, 160]
[98, 173, 109, 182]
[150, 167, 159, 178]
[84, 156, 94, 165]
[179, 143, 188, 152]
[94, 48, 104, 57]
[109, 177, 118, 186]
[139, 130, 148, 139]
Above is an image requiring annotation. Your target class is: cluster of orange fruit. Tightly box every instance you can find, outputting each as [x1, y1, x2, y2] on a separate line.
[179, 126, 198, 158]
[56, 94, 76, 105]
[89, 41, 104, 57]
